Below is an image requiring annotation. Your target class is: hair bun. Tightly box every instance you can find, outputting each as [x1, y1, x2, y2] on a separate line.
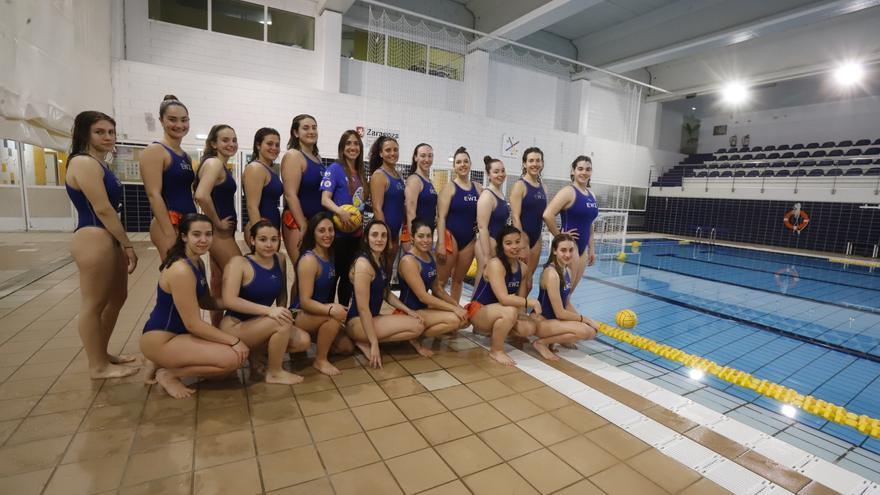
[483, 155, 495, 166]
[163, 94, 179, 101]
[455, 146, 467, 154]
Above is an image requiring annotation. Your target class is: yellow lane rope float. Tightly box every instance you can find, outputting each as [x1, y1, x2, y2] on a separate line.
[595, 321, 880, 438]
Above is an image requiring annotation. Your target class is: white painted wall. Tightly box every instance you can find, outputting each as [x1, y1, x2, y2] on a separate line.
[486, 58, 569, 131]
[658, 105, 683, 153]
[650, 176, 880, 204]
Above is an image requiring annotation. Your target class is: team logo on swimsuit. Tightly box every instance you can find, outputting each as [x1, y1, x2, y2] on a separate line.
[584, 201, 598, 209]
[507, 280, 520, 291]
[321, 179, 332, 189]
[463, 194, 478, 202]
[428, 268, 437, 279]
[394, 181, 405, 191]
[535, 192, 545, 200]
[328, 267, 336, 278]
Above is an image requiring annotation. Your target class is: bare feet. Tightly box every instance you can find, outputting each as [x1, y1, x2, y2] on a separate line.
[90, 362, 141, 380]
[489, 349, 516, 366]
[313, 359, 342, 376]
[355, 341, 372, 360]
[108, 353, 139, 365]
[265, 369, 305, 385]
[143, 360, 158, 384]
[155, 369, 195, 399]
[409, 339, 434, 358]
[560, 342, 578, 350]
[248, 355, 267, 381]
[532, 341, 560, 361]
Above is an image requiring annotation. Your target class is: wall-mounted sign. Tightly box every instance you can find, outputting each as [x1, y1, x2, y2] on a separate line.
[713, 125, 727, 136]
[501, 133, 521, 159]
[357, 126, 401, 150]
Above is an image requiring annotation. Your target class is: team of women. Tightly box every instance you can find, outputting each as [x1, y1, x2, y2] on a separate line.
[65, 95, 604, 399]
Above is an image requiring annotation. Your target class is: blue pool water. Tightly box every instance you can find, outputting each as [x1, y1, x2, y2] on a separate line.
[533, 239, 880, 460]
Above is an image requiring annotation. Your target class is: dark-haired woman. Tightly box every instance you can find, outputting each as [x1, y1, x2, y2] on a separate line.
[346, 221, 426, 368]
[402, 143, 437, 251]
[321, 130, 368, 305]
[475, 155, 510, 287]
[140, 95, 196, 261]
[280, 114, 324, 269]
[543, 156, 598, 293]
[221, 221, 309, 385]
[368, 136, 405, 274]
[243, 128, 283, 244]
[398, 218, 469, 355]
[194, 124, 241, 326]
[293, 213, 353, 376]
[467, 226, 540, 366]
[533, 234, 599, 361]
[66, 111, 140, 379]
[509, 147, 547, 294]
[437, 147, 483, 303]
[141, 214, 246, 399]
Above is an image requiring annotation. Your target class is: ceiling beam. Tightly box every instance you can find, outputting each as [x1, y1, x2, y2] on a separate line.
[470, 0, 603, 51]
[599, 0, 880, 74]
[317, 0, 356, 15]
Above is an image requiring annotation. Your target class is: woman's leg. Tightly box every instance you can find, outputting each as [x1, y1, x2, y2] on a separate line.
[149, 218, 176, 262]
[512, 314, 538, 339]
[450, 241, 476, 304]
[533, 320, 596, 361]
[207, 235, 242, 326]
[473, 237, 496, 291]
[523, 239, 542, 295]
[334, 236, 359, 306]
[100, 243, 138, 364]
[221, 316, 310, 385]
[470, 304, 517, 366]
[140, 332, 241, 398]
[295, 312, 344, 376]
[346, 315, 425, 358]
[386, 236, 399, 280]
[71, 230, 139, 379]
[436, 235, 459, 294]
[282, 224, 305, 302]
[570, 248, 590, 293]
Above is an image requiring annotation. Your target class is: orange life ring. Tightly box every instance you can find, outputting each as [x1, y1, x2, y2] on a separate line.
[783, 210, 809, 232]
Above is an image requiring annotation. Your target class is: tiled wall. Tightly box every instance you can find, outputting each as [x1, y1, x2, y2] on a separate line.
[645, 196, 880, 255]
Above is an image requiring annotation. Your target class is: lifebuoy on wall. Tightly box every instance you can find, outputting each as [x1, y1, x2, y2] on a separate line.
[783, 209, 810, 232]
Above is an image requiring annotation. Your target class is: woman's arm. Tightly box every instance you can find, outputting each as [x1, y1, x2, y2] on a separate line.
[297, 254, 337, 317]
[516, 261, 541, 315]
[277, 254, 290, 308]
[369, 170, 388, 223]
[543, 269, 580, 321]
[221, 257, 289, 320]
[351, 259, 381, 347]
[168, 263, 237, 343]
[194, 158, 233, 231]
[435, 183, 454, 264]
[399, 256, 460, 313]
[242, 162, 267, 231]
[280, 150, 307, 228]
[486, 260, 526, 308]
[404, 175, 422, 230]
[508, 180, 526, 232]
[543, 186, 575, 237]
[139, 144, 174, 235]
[320, 165, 354, 229]
[476, 190, 495, 260]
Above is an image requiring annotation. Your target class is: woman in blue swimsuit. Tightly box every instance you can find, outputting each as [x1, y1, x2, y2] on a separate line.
[437, 147, 483, 303]
[280, 114, 323, 269]
[509, 147, 547, 294]
[194, 124, 241, 326]
[368, 136, 406, 274]
[66, 111, 140, 379]
[402, 143, 437, 250]
[221, 221, 310, 385]
[139, 95, 196, 261]
[243, 128, 283, 241]
[141, 214, 247, 399]
[543, 155, 599, 292]
[475, 155, 510, 288]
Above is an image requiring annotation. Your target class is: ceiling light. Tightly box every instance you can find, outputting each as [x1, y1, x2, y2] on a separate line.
[688, 368, 704, 380]
[834, 62, 864, 86]
[691, 107, 696, 111]
[721, 82, 748, 105]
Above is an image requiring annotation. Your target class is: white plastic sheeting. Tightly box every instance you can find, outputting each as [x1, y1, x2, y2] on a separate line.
[0, 0, 113, 149]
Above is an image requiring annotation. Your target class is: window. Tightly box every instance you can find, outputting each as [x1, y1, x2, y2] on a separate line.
[212, 0, 264, 41]
[387, 37, 427, 73]
[148, 0, 208, 30]
[268, 7, 314, 49]
[429, 47, 463, 81]
[342, 25, 464, 81]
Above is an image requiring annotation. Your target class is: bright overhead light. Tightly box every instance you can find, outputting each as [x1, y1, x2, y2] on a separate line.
[781, 404, 797, 418]
[834, 62, 864, 86]
[688, 368, 704, 380]
[721, 82, 748, 105]
[196, 133, 208, 140]
[691, 107, 696, 111]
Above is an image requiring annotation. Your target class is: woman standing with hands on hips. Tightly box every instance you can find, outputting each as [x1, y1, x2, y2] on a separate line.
[139, 95, 196, 261]
[66, 111, 140, 379]
[194, 124, 241, 326]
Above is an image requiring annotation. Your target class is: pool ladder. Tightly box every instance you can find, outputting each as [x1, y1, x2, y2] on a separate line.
[694, 227, 717, 246]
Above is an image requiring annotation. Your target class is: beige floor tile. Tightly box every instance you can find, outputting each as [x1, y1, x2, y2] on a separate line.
[734, 450, 811, 493]
[589, 462, 668, 495]
[49, 372, 102, 394]
[393, 393, 447, 420]
[43, 454, 127, 495]
[678, 478, 733, 495]
[267, 477, 334, 494]
[0, 468, 53, 495]
[120, 440, 194, 487]
[338, 382, 388, 407]
[497, 372, 544, 392]
[418, 479, 471, 495]
[385, 447, 457, 495]
[521, 387, 572, 411]
[367, 421, 429, 459]
[315, 432, 381, 474]
[254, 417, 312, 455]
[463, 462, 539, 495]
[292, 373, 337, 395]
[249, 396, 301, 426]
[0, 435, 71, 477]
[330, 462, 404, 495]
[196, 403, 250, 437]
[331, 367, 374, 388]
[351, 400, 407, 430]
[453, 402, 509, 432]
[259, 444, 326, 491]
[585, 424, 651, 460]
[627, 448, 702, 493]
[197, 384, 247, 410]
[466, 377, 516, 400]
[490, 394, 544, 422]
[7, 408, 86, 445]
[0, 376, 56, 400]
[435, 434, 503, 477]
[446, 364, 491, 383]
[194, 429, 255, 470]
[431, 384, 483, 410]
[25, 347, 79, 365]
[553, 479, 605, 495]
[296, 389, 348, 416]
[141, 395, 197, 422]
[63, 427, 136, 464]
[431, 353, 471, 369]
[194, 457, 262, 495]
[516, 412, 577, 446]
[0, 417, 21, 444]
[550, 404, 608, 434]
[246, 381, 295, 404]
[509, 448, 583, 493]
[414, 370, 460, 391]
[80, 402, 145, 432]
[118, 472, 192, 495]
[379, 376, 427, 399]
[131, 414, 195, 453]
[93, 382, 149, 407]
[400, 357, 442, 374]
[30, 389, 99, 416]
[549, 435, 619, 477]
[365, 361, 409, 381]
[8, 361, 69, 381]
[0, 396, 39, 421]
[685, 426, 749, 459]
[412, 411, 472, 445]
[642, 405, 699, 434]
[305, 409, 363, 442]
[478, 423, 543, 461]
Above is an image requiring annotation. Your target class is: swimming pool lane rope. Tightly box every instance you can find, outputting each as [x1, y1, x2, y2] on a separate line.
[595, 321, 880, 439]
